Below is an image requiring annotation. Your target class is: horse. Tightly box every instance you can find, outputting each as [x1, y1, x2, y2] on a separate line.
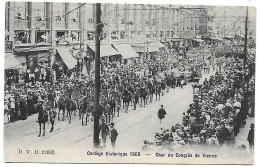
[139, 86, 148, 107]
[66, 97, 78, 124]
[155, 83, 162, 101]
[78, 97, 92, 126]
[35, 102, 48, 137]
[122, 88, 129, 110]
[57, 95, 66, 121]
[46, 100, 56, 133]
[147, 81, 154, 103]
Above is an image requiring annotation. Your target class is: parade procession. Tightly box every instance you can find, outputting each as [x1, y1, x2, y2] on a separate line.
[4, 1, 256, 164]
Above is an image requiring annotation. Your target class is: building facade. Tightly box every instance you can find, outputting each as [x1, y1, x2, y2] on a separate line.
[5, 2, 208, 73]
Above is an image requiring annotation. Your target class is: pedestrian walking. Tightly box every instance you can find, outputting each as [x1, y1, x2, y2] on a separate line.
[109, 122, 118, 149]
[99, 119, 109, 147]
[247, 123, 254, 152]
[158, 105, 167, 130]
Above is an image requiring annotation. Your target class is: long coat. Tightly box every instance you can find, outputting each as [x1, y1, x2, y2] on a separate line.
[110, 128, 118, 141]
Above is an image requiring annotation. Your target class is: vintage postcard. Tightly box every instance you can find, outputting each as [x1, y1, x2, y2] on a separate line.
[3, 0, 256, 164]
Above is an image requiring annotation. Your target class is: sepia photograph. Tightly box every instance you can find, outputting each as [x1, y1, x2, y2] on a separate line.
[3, 0, 256, 164]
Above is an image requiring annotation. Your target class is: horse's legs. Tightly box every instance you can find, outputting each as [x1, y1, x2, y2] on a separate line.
[38, 123, 41, 137]
[43, 123, 45, 136]
[81, 112, 84, 126]
[50, 121, 54, 132]
[79, 109, 81, 120]
[58, 109, 60, 121]
[68, 110, 71, 124]
[62, 109, 65, 121]
[85, 112, 88, 126]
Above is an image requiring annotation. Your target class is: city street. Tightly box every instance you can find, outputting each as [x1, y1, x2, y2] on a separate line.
[4, 71, 212, 152]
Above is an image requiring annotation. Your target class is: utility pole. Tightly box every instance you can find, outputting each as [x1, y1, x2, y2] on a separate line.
[223, 7, 225, 45]
[93, 3, 101, 148]
[242, 6, 248, 91]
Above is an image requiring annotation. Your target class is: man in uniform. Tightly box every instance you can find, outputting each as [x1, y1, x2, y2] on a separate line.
[158, 105, 167, 130]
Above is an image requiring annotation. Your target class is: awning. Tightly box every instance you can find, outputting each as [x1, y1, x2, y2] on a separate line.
[56, 46, 77, 69]
[131, 45, 146, 53]
[147, 40, 164, 48]
[88, 44, 119, 57]
[113, 44, 139, 59]
[5, 53, 21, 69]
[14, 46, 52, 52]
[192, 38, 204, 43]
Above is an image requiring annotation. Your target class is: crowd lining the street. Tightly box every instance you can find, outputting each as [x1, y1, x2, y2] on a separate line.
[143, 56, 255, 151]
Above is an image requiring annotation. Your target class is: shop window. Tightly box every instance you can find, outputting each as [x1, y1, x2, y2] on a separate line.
[35, 31, 48, 44]
[14, 31, 30, 44]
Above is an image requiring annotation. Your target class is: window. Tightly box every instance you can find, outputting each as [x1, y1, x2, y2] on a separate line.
[153, 31, 157, 38]
[171, 31, 174, 37]
[55, 31, 68, 45]
[32, 2, 46, 21]
[14, 31, 30, 44]
[160, 31, 164, 38]
[120, 31, 125, 39]
[70, 3, 80, 29]
[167, 31, 170, 37]
[14, 2, 27, 20]
[53, 3, 65, 22]
[152, 18, 156, 26]
[130, 31, 135, 38]
[70, 31, 80, 42]
[86, 31, 95, 41]
[35, 31, 49, 44]
[70, 3, 79, 22]
[111, 31, 119, 40]
[146, 31, 151, 38]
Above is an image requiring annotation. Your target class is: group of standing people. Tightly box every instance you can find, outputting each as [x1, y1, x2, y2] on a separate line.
[144, 56, 255, 152]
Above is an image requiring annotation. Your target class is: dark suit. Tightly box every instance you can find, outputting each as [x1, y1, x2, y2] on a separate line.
[110, 127, 118, 148]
